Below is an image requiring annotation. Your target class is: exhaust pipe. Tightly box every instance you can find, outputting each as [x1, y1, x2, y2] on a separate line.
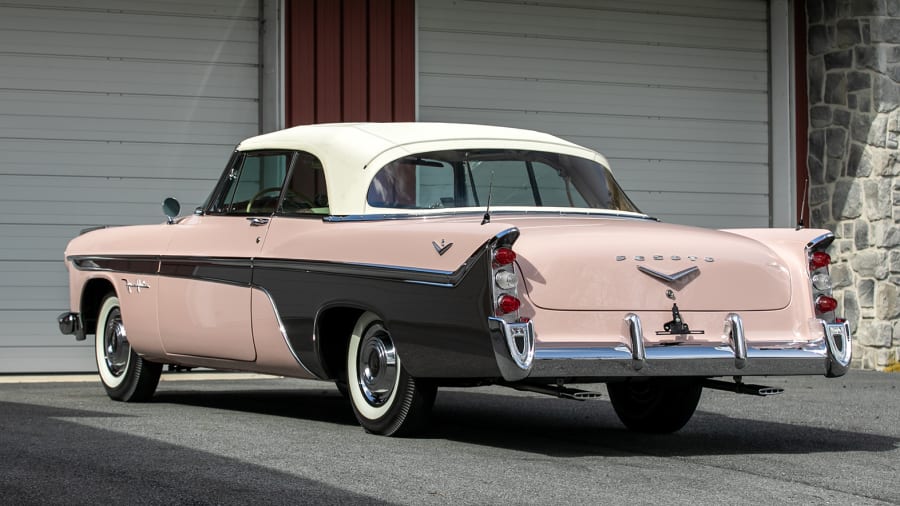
[701, 378, 784, 397]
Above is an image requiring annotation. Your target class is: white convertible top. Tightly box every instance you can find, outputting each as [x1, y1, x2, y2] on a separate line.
[236, 122, 610, 216]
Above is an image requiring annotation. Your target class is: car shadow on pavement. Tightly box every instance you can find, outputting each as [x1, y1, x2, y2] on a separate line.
[0, 400, 388, 505]
[152, 387, 359, 427]
[148, 385, 899, 459]
[424, 390, 900, 458]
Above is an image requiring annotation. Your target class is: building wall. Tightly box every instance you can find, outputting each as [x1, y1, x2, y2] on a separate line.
[805, 0, 900, 370]
[284, 0, 415, 125]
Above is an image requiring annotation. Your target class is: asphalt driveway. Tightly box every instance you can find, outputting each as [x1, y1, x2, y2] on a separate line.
[0, 371, 897, 505]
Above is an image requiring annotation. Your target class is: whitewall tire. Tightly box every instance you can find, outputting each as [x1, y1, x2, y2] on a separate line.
[95, 294, 162, 402]
[346, 312, 436, 436]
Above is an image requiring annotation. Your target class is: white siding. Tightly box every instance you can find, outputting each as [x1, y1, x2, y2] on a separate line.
[0, 0, 259, 372]
[418, 0, 770, 228]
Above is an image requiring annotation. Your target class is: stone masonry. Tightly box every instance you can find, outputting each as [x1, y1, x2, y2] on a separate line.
[806, 0, 900, 370]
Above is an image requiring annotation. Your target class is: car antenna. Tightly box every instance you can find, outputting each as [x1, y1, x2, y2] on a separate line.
[481, 170, 495, 225]
[796, 177, 809, 230]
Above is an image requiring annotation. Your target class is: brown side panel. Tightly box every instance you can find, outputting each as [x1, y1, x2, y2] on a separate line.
[367, 0, 393, 121]
[316, 0, 342, 122]
[285, 0, 415, 126]
[286, 0, 316, 125]
[392, 0, 416, 121]
[343, 0, 369, 121]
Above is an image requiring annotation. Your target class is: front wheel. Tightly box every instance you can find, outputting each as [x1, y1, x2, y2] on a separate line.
[346, 312, 436, 436]
[95, 294, 162, 402]
[606, 378, 702, 433]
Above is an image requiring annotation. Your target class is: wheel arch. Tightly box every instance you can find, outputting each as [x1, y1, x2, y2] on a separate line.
[314, 304, 368, 380]
[81, 278, 117, 335]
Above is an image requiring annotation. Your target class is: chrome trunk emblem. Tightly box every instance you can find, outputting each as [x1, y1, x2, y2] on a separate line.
[432, 239, 453, 256]
[637, 265, 700, 284]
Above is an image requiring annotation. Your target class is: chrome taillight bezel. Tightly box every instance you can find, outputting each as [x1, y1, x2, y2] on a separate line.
[489, 229, 522, 323]
[806, 233, 836, 322]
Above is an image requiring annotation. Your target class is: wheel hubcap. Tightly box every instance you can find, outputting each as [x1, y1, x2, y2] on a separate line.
[103, 308, 130, 377]
[357, 326, 398, 407]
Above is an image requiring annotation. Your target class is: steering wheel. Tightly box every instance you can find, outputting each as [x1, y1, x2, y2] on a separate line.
[245, 187, 312, 213]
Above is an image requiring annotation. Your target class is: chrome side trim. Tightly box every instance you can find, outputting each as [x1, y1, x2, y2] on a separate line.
[624, 313, 645, 370]
[324, 210, 656, 223]
[255, 287, 318, 379]
[726, 313, 747, 369]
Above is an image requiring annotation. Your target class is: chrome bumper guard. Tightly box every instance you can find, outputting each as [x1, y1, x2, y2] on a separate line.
[57, 312, 85, 341]
[489, 314, 852, 382]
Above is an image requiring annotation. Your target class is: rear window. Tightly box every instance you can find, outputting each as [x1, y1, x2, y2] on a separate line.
[366, 149, 639, 213]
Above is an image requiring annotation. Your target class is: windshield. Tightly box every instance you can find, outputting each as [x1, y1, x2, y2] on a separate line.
[366, 149, 640, 213]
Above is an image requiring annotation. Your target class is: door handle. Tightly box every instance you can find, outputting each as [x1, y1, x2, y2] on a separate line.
[247, 217, 269, 226]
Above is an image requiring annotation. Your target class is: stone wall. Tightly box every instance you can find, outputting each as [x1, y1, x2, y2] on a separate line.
[806, 0, 899, 370]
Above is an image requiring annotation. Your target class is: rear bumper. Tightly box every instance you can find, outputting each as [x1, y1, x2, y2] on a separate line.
[490, 314, 852, 381]
[57, 312, 85, 341]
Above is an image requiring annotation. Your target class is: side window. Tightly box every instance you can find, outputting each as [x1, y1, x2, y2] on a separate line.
[367, 158, 457, 209]
[211, 153, 290, 215]
[279, 152, 329, 215]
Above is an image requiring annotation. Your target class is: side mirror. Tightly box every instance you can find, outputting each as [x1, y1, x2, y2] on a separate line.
[162, 197, 181, 224]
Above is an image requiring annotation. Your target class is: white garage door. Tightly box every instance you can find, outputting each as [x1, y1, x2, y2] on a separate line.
[0, 0, 259, 372]
[418, 0, 770, 228]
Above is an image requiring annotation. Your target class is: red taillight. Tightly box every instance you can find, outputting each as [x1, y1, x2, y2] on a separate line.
[815, 295, 838, 313]
[809, 251, 831, 270]
[494, 247, 517, 266]
[497, 294, 521, 314]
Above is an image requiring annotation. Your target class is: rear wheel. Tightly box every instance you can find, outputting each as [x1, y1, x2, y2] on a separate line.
[607, 378, 702, 433]
[346, 312, 436, 436]
[95, 294, 162, 402]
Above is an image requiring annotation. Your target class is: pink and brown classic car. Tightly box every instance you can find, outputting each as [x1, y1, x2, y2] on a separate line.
[59, 123, 851, 436]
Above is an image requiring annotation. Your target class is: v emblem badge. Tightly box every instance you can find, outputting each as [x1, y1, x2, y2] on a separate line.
[432, 240, 453, 256]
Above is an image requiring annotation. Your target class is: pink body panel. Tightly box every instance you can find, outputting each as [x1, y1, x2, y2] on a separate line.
[64, 210, 830, 375]
[156, 277, 256, 361]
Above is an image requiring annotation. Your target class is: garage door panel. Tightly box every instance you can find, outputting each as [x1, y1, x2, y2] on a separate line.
[420, 75, 768, 122]
[418, 107, 768, 145]
[420, 51, 767, 93]
[0, 228, 82, 262]
[0, 92, 258, 125]
[420, 0, 770, 230]
[0, 7, 258, 44]
[484, 0, 766, 21]
[0, 342, 95, 374]
[0, 0, 259, 372]
[420, 3, 766, 50]
[1, 55, 258, 99]
[2, 115, 256, 146]
[4, 0, 258, 18]
[420, 32, 768, 73]
[632, 191, 769, 227]
[1, 30, 257, 65]
[608, 160, 768, 195]
[1, 140, 233, 179]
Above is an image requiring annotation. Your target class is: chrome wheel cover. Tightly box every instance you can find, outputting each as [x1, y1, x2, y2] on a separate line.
[356, 325, 398, 407]
[103, 307, 130, 377]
